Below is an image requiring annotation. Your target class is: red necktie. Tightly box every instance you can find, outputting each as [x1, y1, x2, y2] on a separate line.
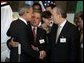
[32, 27, 36, 42]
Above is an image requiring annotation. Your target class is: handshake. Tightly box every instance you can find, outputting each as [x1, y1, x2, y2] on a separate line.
[9, 39, 46, 60]
[31, 45, 46, 60]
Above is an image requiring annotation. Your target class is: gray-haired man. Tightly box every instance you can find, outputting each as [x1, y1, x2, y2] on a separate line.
[7, 5, 39, 62]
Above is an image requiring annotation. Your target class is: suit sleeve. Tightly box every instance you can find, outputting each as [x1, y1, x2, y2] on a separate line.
[6, 38, 12, 50]
[7, 21, 16, 50]
[7, 21, 39, 59]
[7, 21, 16, 37]
[69, 27, 80, 62]
[17, 25, 39, 59]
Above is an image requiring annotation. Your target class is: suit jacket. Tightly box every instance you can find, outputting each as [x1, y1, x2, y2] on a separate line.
[7, 19, 39, 62]
[24, 25, 48, 62]
[48, 21, 80, 62]
[29, 25, 47, 52]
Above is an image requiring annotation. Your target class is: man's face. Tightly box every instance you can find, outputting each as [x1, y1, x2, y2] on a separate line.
[76, 17, 83, 30]
[25, 7, 33, 21]
[51, 8, 60, 24]
[31, 12, 41, 27]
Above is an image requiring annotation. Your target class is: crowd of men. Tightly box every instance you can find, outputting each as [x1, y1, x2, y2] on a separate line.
[2, 2, 83, 62]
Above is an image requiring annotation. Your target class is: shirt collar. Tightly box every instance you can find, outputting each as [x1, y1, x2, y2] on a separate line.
[59, 19, 67, 28]
[19, 17, 27, 25]
[32, 26, 37, 30]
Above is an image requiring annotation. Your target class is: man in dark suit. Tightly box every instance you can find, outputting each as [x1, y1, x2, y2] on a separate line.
[28, 11, 47, 62]
[7, 5, 39, 62]
[48, 6, 80, 62]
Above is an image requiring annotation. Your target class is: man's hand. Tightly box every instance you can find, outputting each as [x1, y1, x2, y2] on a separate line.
[39, 50, 46, 60]
[31, 45, 39, 52]
[9, 38, 19, 47]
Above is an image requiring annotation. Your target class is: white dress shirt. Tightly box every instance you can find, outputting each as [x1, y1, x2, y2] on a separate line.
[56, 20, 67, 43]
[32, 26, 37, 37]
[19, 17, 28, 25]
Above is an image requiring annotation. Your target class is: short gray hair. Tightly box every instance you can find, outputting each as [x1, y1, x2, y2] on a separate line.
[18, 4, 31, 16]
[54, 6, 67, 18]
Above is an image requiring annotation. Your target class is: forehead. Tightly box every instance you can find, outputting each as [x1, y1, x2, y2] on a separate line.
[52, 7, 60, 15]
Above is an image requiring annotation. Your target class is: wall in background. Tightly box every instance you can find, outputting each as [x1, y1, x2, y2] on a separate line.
[75, 1, 83, 13]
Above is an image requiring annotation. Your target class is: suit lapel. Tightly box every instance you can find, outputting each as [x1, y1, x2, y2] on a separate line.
[57, 21, 69, 43]
[50, 24, 58, 43]
[36, 27, 44, 44]
[30, 26, 34, 42]
[36, 27, 40, 44]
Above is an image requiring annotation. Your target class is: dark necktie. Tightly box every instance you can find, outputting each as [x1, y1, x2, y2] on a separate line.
[32, 27, 36, 42]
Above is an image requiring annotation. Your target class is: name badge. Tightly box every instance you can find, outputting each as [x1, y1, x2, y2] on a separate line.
[39, 39, 45, 44]
[60, 38, 66, 43]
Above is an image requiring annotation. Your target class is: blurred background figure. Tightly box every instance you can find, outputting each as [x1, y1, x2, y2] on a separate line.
[25, 1, 34, 6]
[32, 2, 42, 13]
[74, 11, 83, 30]
[1, 1, 13, 62]
[74, 11, 83, 62]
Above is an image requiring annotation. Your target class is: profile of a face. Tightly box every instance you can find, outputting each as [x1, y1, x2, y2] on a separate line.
[77, 17, 83, 30]
[52, 9, 57, 23]
[25, 7, 33, 21]
[51, 8, 60, 24]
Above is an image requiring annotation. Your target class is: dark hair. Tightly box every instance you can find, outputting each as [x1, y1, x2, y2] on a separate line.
[42, 11, 52, 19]
[46, 4, 56, 9]
[32, 3, 42, 12]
